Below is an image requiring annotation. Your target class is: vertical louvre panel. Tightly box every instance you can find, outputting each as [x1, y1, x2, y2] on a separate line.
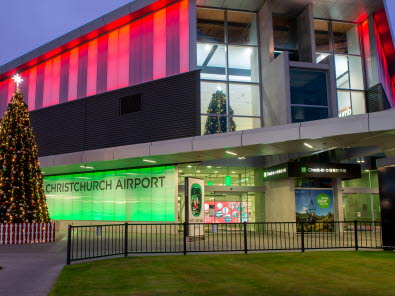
[0, 0, 189, 111]
[77, 43, 89, 99]
[166, 2, 181, 76]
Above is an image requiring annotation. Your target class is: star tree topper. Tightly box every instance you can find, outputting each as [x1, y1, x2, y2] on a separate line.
[12, 74, 23, 88]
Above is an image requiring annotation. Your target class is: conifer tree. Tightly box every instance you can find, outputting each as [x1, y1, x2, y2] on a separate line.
[0, 88, 50, 223]
[203, 90, 236, 135]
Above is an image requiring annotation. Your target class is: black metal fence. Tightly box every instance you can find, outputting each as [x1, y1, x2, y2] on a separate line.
[66, 221, 384, 264]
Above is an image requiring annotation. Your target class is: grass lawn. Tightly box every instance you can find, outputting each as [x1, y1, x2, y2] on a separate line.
[50, 251, 395, 296]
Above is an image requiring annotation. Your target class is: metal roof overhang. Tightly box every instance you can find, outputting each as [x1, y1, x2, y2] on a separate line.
[39, 109, 395, 175]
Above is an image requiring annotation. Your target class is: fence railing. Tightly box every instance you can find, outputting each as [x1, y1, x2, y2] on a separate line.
[66, 221, 385, 264]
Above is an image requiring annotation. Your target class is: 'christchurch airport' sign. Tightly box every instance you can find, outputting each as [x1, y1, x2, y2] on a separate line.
[263, 162, 361, 181]
[44, 166, 177, 222]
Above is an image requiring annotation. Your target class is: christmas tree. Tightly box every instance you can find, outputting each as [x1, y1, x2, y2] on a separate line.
[203, 90, 236, 135]
[0, 86, 50, 223]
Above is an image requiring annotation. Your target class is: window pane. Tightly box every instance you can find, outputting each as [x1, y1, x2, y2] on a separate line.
[291, 106, 329, 123]
[351, 91, 366, 115]
[201, 115, 229, 135]
[201, 81, 228, 115]
[233, 117, 261, 132]
[332, 22, 360, 55]
[290, 70, 328, 106]
[335, 55, 364, 90]
[197, 43, 226, 80]
[228, 46, 259, 82]
[197, 8, 225, 43]
[229, 83, 260, 116]
[337, 91, 352, 117]
[227, 11, 257, 45]
[273, 15, 298, 51]
[315, 20, 331, 52]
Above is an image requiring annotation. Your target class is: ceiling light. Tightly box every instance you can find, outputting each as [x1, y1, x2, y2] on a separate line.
[143, 159, 156, 163]
[304, 143, 313, 149]
[238, 157, 246, 160]
[205, 44, 211, 51]
[214, 171, 218, 173]
[179, 170, 183, 173]
[226, 151, 238, 156]
[207, 166, 212, 168]
[187, 165, 192, 168]
[80, 165, 94, 169]
[216, 85, 222, 91]
[197, 170, 201, 173]
[232, 171, 236, 174]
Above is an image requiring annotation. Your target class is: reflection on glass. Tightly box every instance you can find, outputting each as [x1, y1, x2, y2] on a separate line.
[197, 43, 226, 80]
[228, 46, 259, 82]
[335, 55, 364, 90]
[233, 116, 261, 131]
[332, 22, 360, 55]
[290, 70, 328, 106]
[201, 81, 227, 115]
[291, 106, 329, 123]
[229, 83, 260, 116]
[273, 15, 298, 51]
[338, 91, 366, 117]
[197, 8, 225, 43]
[315, 20, 331, 52]
[227, 11, 257, 45]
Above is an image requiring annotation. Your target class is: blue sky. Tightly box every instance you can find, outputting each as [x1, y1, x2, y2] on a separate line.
[0, 0, 132, 66]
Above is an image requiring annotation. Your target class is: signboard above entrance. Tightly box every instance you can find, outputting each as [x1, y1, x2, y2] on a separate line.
[263, 162, 361, 181]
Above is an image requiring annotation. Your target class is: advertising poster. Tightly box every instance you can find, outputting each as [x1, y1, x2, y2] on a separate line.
[204, 201, 249, 223]
[295, 189, 334, 232]
[185, 177, 205, 237]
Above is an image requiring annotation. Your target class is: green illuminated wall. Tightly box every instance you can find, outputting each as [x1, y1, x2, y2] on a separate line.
[44, 166, 176, 221]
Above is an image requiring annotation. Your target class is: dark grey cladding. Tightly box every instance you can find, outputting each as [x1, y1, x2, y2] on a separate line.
[29, 70, 201, 157]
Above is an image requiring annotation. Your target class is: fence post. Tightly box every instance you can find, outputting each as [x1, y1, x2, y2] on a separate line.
[66, 225, 71, 265]
[301, 222, 305, 253]
[243, 222, 248, 254]
[124, 222, 128, 257]
[183, 222, 187, 255]
[354, 220, 358, 251]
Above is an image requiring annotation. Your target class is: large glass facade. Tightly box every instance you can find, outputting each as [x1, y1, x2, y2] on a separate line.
[314, 20, 366, 118]
[197, 8, 261, 135]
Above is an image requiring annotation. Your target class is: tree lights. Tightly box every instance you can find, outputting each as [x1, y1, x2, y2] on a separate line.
[0, 86, 50, 223]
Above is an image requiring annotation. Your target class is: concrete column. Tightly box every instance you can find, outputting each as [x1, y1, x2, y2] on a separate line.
[264, 178, 296, 222]
[254, 168, 265, 222]
[258, 0, 274, 79]
[188, 0, 197, 71]
[364, 15, 380, 88]
[297, 4, 316, 63]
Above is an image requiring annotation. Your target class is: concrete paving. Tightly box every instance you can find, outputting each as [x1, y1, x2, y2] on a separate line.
[0, 237, 67, 296]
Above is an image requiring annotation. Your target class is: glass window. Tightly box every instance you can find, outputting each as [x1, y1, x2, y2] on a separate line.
[201, 81, 228, 115]
[315, 20, 331, 52]
[229, 83, 260, 116]
[273, 15, 298, 51]
[228, 46, 259, 82]
[233, 117, 261, 132]
[332, 22, 360, 55]
[335, 55, 364, 90]
[197, 43, 226, 80]
[197, 8, 225, 43]
[290, 70, 328, 106]
[291, 106, 329, 123]
[337, 90, 366, 117]
[202, 115, 231, 135]
[227, 11, 257, 45]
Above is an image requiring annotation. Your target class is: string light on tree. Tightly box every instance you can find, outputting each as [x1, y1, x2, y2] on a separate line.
[0, 79, 50, 223]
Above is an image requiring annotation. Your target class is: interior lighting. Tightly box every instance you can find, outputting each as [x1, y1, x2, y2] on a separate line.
[216, 85, 222, 91]
[207, 166, 212, 168]
[80, 165, 94, 169]
[304, 143, 314, 149]
[187, 165, 192, 168]
[143, 159, 156, 163]
[226, 151, 238, 156]
[238, 157, 246, 160]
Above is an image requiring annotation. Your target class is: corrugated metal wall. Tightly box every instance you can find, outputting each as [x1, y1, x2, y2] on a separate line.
[30, 70, 200, 157]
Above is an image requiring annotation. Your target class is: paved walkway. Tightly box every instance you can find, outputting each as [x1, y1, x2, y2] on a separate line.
[0, 237, 67, 296]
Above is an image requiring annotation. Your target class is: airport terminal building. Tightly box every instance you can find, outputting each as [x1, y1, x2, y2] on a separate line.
[0, 0, 395, 242]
